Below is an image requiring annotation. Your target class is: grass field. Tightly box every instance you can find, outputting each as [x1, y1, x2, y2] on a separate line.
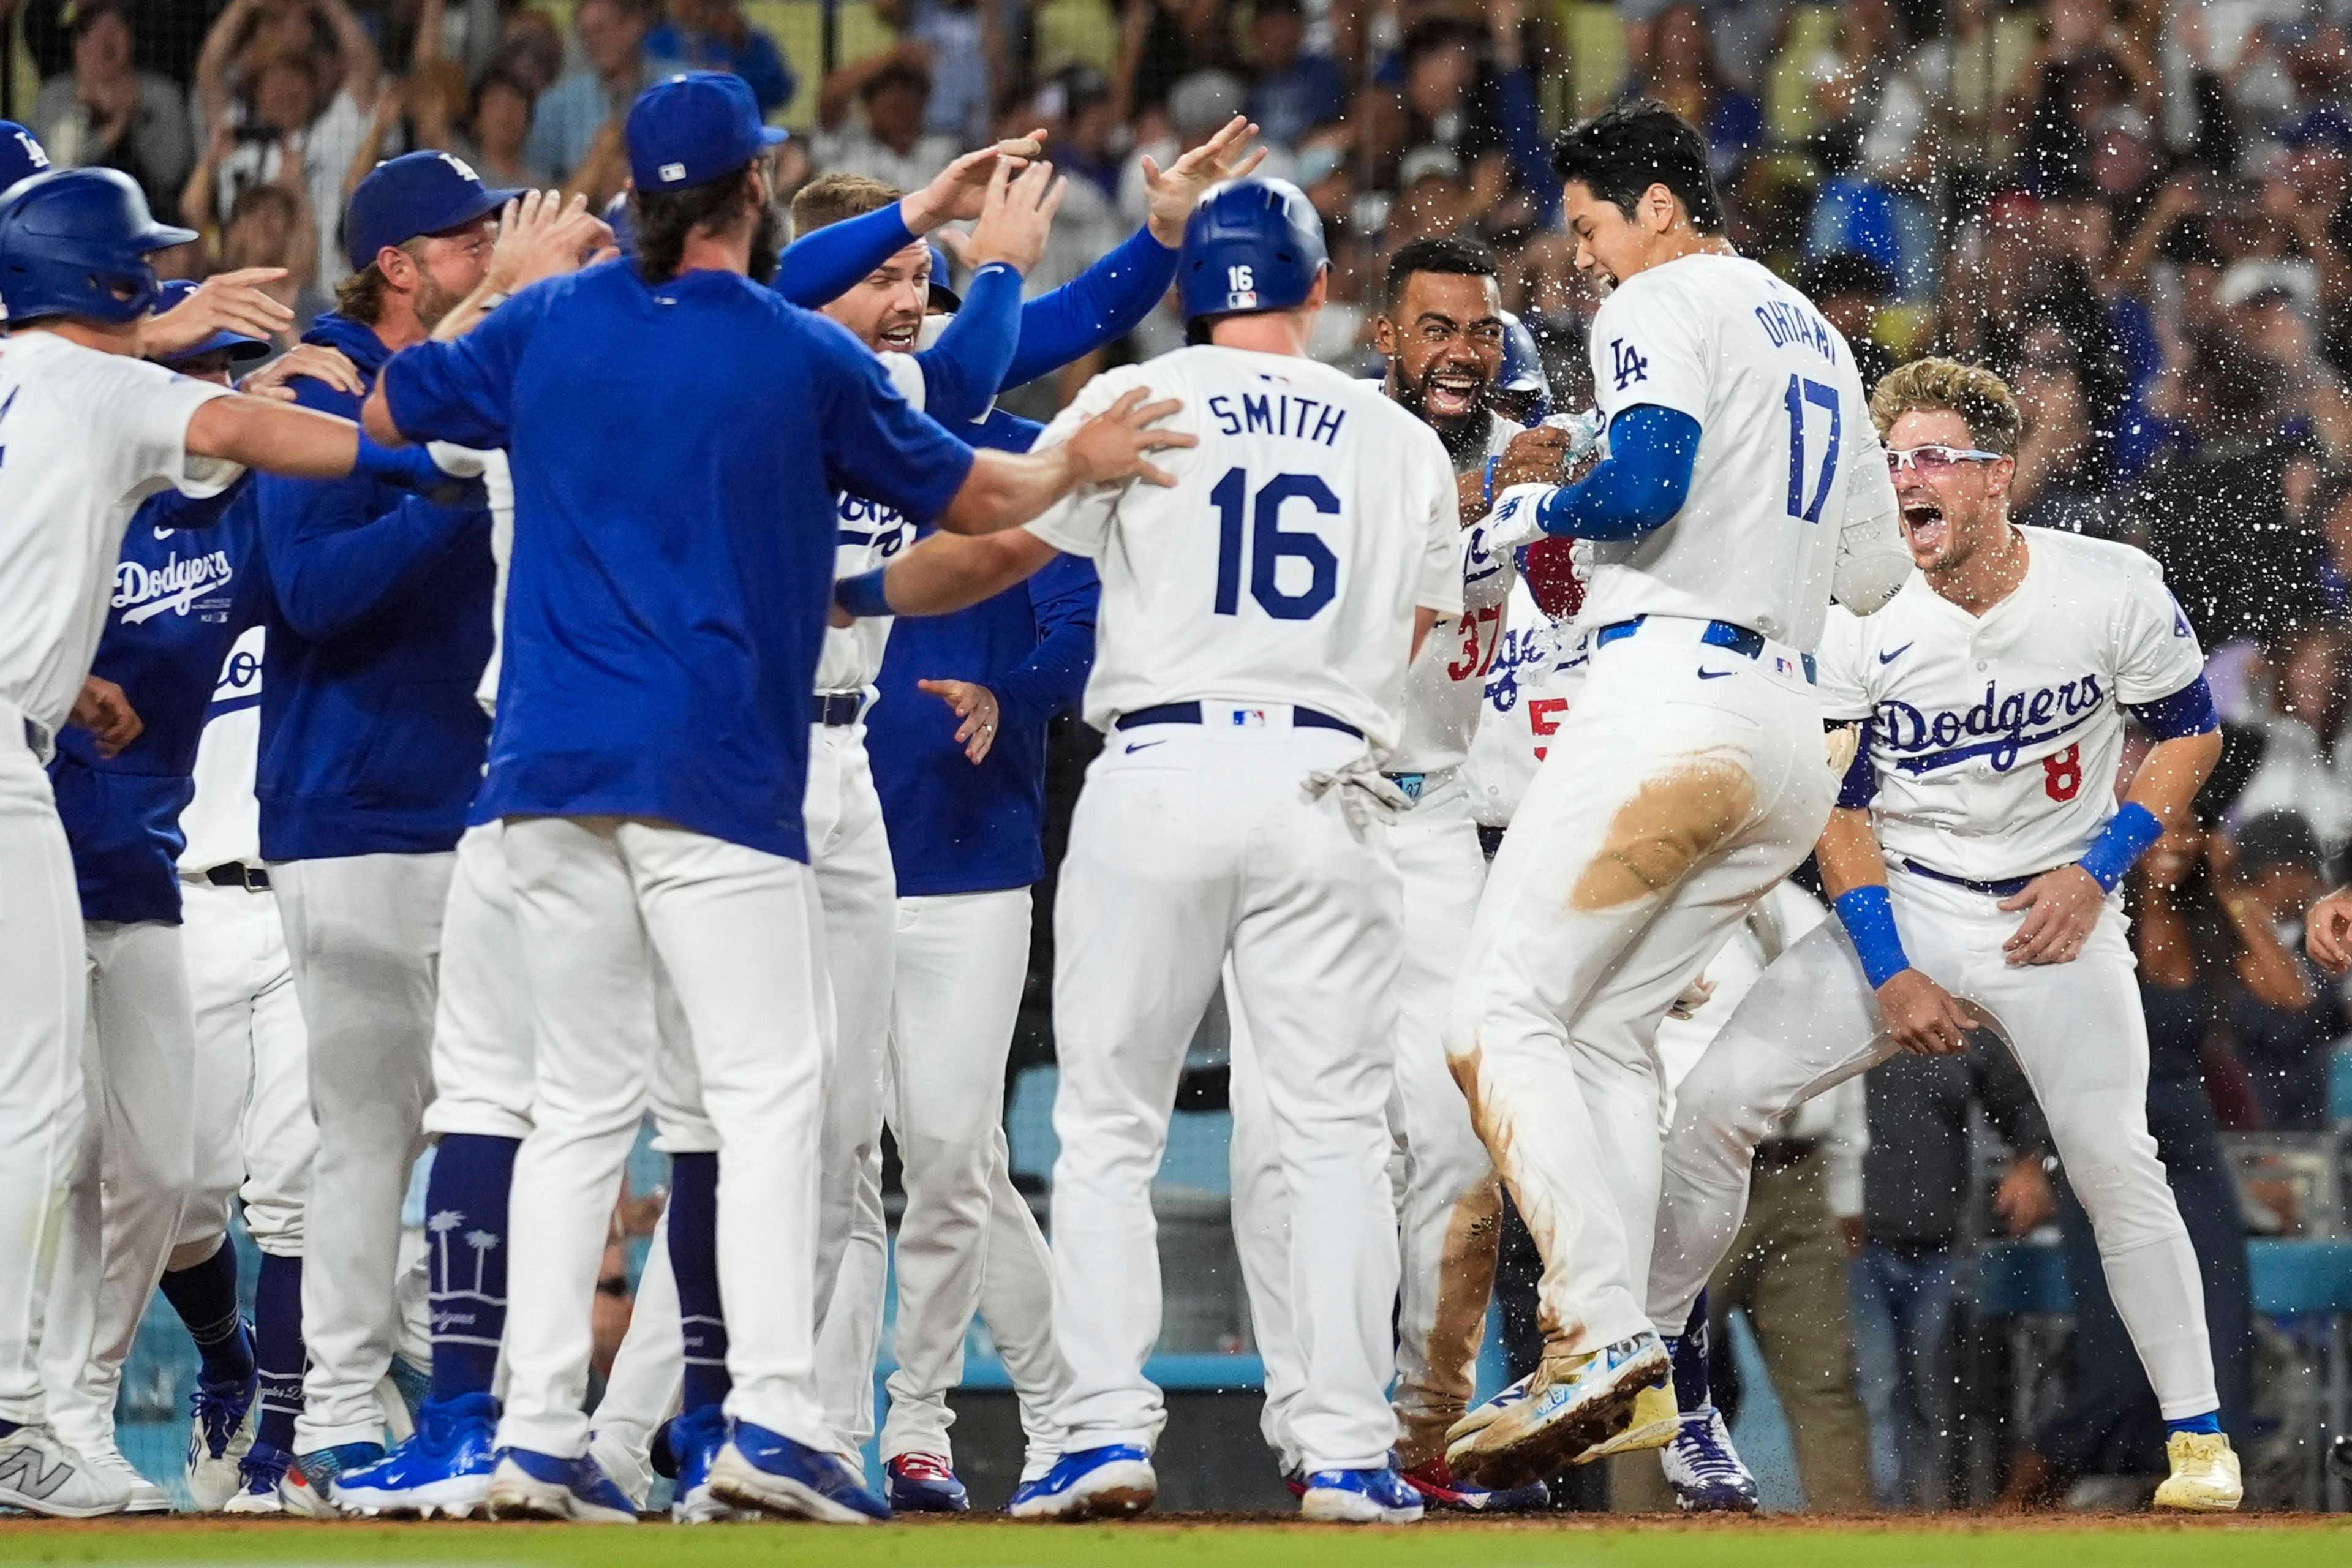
[4, 1515, 2351, 1568]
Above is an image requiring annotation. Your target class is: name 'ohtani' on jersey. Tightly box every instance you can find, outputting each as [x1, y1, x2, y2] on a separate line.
[1752, 297, 1842, 365]
[1205, 390, 1348, 447]
[1875, 673, 2108, 775]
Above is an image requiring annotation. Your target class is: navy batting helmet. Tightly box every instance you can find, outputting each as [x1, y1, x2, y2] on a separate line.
[0, 168, 195, 326]
[1177, 176, 1327, 324]
[1497, 311, 1552, 423]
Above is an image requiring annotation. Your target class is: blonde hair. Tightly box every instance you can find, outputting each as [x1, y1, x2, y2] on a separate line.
[1868, 356, 2024, 456]
[790, 175, 901, 237]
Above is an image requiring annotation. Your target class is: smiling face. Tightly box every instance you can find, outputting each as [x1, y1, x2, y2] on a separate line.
[822, 240, 930, 352]
[1377, 268, 1504, 437]
[1885, 407, 2013, 573]
[1562, 179, 1668, 293]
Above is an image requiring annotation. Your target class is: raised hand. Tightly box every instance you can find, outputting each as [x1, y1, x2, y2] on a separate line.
[146, 268, 297, 358]
[2307, 886, 2352, 973]
[1143, 115, 1268, 244]
[906, 131, 1047, 231]
[487, 190, 615, 295]
[966, 156, 1068, 276]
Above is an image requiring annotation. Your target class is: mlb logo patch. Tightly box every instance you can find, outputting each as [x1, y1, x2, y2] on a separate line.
[660, 161, 687, 184]
[1773, 655, 1796, 677]
[1231, 708, 1268, 728]
[1230, 290, 1257, 310]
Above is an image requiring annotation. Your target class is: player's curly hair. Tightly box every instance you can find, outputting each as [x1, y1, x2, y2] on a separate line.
[1868, 356, 2024, 456]
[632, 162, 779, 286]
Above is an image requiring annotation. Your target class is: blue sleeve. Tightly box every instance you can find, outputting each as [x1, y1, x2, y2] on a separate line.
[2125, 674, 2220, 740]
[737, 32, 796, 114]
[379, 284, 549, 450]
[1000, 227, 1179, 390]
[255, 386, 486, 643]
[992, 551, 1099, 731]
[1535, 404, 1699, 541]
[811, 315, 977, 524]
[774, 203, 917, 309]
[1495, 66, 1555, 224]
[910, 262, 1023, 426]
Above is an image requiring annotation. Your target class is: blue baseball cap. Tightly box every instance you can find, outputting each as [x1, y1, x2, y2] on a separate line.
[0, 121, 51, 199]
[150, 277, 271, 368]
[627, 71, 789, 192]
[345, 150, 519, 272]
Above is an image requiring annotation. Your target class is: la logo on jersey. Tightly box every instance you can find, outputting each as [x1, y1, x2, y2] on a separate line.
[1226, 263, 1258, 311]
[1609, 337, 1649, 391]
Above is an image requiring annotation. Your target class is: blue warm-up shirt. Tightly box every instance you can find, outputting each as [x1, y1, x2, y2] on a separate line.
[50, 482, 261, 924]
[868, 409, 1098, 895]
[254, 311, 494, 862]
[380, 258, 978, 862]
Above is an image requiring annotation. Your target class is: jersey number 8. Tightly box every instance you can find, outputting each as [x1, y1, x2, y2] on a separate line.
[1212, 467, 1339, 620]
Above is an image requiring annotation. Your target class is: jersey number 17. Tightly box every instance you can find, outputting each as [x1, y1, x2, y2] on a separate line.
[1211, 467, 1339, 620]
[1783, 374, 1842, 524]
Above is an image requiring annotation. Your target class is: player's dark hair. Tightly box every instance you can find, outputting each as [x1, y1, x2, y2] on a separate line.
[1549, 98, 1724, 235]
[1384, 236, 1498, 311]
[633, 162, 781, 286]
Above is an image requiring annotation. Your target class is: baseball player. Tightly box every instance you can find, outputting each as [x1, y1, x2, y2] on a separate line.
[835, 176, 1460, 1525]
[0, 164, 486, 1520]
[1439, 100, 1909, 1490]
[1643, 358, 2241, 1512]
[362, 69, 1188, 1525]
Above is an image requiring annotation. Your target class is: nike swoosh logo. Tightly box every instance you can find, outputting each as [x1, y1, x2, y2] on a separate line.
[1879, 643, 1913, 665]
[1697, 668, 1735, 680]
[153, 527, 174, 540]
[1124, 739, 1166, 753]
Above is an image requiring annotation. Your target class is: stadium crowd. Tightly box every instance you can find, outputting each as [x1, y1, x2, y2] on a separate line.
[12, 0, 2352, 1515]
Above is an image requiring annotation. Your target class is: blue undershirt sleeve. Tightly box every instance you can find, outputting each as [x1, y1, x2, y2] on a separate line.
[991, 552, 1099, 731]
[911, 262, 1023, 426]
[1534, 404, 1700, 541]
[774, 203, 918, 309]
[1000, 227, 1179, 391]
[2124, 674, 2220, 740]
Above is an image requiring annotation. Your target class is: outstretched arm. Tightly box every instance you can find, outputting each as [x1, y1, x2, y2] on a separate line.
[933, 387, 1193, 535]
[843, 527, 1062, 618]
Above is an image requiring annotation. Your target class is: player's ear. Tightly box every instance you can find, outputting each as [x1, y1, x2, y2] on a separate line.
[1371, 312, 1398, 356]
[1306, 264, 1330, 310]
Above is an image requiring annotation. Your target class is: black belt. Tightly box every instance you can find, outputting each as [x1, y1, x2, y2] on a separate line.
[1754, 1137, 1820, 1171]
[203, 863, 271, 891]
[23, 717, 47, 754]
[1115, 701, 1362, 739]
[1899, 858, 2053, 900]
[1594, 616, 1817, 684]
[812, 693, 861, 726]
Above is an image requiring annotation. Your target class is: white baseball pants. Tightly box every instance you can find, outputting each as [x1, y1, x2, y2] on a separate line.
[880, 887, 1070, 1474]
[1649, 866, 2218, 1418]
[273, 851, 450, 1449]
[0, 726, 87, 1428]
[496, 816, 833, 1458]
[1451, 618, 1834, 1355]
[805, 725, 899, 1457]
[176, 878, 314, 1262]
[40, 919, 198, 1458]
[422, 822, 535, 1142]
[1050, 721, 1404, 1472]
[587, 1204, 684, 1471]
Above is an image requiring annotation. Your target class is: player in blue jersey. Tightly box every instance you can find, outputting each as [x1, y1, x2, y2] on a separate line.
[363, 70, 1191, 1524]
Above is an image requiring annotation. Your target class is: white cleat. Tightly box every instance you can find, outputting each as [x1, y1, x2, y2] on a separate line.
[0, 1425, 137, 1518]
[2152, 1431, 2242, 1512]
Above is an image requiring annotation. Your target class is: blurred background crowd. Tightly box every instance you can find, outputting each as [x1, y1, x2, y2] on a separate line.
[13, 0, 2352, 1516]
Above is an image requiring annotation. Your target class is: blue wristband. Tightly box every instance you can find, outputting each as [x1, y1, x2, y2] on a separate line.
[1483, 454, 1501, 507]
[350, 434, 414, 485]
[1833, 885, 1912, 989]
[2078, 801, 2163, 893]
[834, 568, 892, 619]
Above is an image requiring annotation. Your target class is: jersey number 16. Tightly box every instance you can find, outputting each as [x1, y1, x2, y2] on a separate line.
[1212, 467, 1339, 620]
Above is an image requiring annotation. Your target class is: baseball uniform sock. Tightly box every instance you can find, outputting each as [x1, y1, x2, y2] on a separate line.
[253, 1253, 306, 1455]
[2166, 1409, 2222, 1436]
[1668, 1294, 1712, 1414]
[668, 1152, 732, 1412]
[161, 1240, 256, 1387]
[424, 1133, 519, 1403]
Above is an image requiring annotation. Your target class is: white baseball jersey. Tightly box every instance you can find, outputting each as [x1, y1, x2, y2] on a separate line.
[472, 451, 516, 717]
[0, 333, 236, 744]
[1390, 411, 1521, 775]
[1580, 252, 1900, 650]
[815, 353, 930, 696]
[1461, 576, 1588, 827]
[1025, 347, 1462, 751]
[1822, 527, 2206, 883]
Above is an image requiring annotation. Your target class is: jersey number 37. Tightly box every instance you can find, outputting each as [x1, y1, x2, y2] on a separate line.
[1211, 467, 1339, 620]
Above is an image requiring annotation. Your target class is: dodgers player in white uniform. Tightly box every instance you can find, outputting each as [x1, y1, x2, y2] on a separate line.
[1643, 358, 2242, 1511]
[1441, 101, 1910, 1488]
[836, 176, 1461, 1525]
[0, 165, 487, 1519]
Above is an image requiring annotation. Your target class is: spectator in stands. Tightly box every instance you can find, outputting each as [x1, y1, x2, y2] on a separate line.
[525, 0, 681, 184]
[1118, 0, 1241, 121]
[1852, 1042, 2054, 1510]
[217, 179, 330, 333]
[2235, 628, 2352, 862]
[453, 67, 552, 192]
[647, 0, 799, 117]
[492, 7, 567, 98]
[813, 47, 961, 190]
[879, 0, 996, 148]
[1799, 251, 1896, 391]
[1243, 0, 1344, 153]
[1628, 2, 1762, 184]
[2009, 339, 2115, 533]
[2229, 811, 2342, 1130]
[29, 0, 192, 222]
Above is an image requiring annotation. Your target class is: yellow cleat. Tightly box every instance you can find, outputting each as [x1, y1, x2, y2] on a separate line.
[2152, 1430, 2242, 1512]
[1575, 1382, 1679, 1464]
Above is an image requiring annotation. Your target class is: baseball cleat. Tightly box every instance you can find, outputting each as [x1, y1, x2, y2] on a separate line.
[1444, 1371, 1531, 1448]
[586, 1425, 654, 1512]
[1659, 1405, 1759, 1513]
[0, 1423, 135, 1517]
[484, 1447, 639, 1523]
[222, 1440, 293, 1515]
[1007, 1443, 1157, 1520]
[2152, 1431, 2242, 1512]
[886, 1451, 971, 1513]
[706, 1420, 889, 1523]
[1575, 1381, 1680, 1463]
[1446, 1332, 1669, 1491]
[78, 1446, 170, 1513]
[1398, 1455, 1549, 1512]
[281, 1441, 383, 1518]
[184, 1329, 258, 1512]
[333, 1392, 499, 1517]
[665, 1404, 755, 1523]
[1300, 1465, 1425, 1524]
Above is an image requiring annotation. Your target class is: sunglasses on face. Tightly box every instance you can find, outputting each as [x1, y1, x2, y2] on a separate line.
[1885, 443, 2003, 477]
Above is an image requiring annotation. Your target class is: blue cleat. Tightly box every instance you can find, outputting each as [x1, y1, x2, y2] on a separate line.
[484, 1447, 640, 1523]
[1446, 1332, 1668, 1491]
[184, 1329, 257, 1512]
[1659, 1406, 1759, 1513]
[1300, 1465, 1426, 1524]
[886, 1451, 971, 1513]
[281, 1441, 383, 1518]
[707, 1420, 889, 1523]
[333, 1392, 500, 1517]
[665, 1404, 753, 1523]
[1399, 1456, 1549, 1513]
[1007, 1443, 1157, 1521]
